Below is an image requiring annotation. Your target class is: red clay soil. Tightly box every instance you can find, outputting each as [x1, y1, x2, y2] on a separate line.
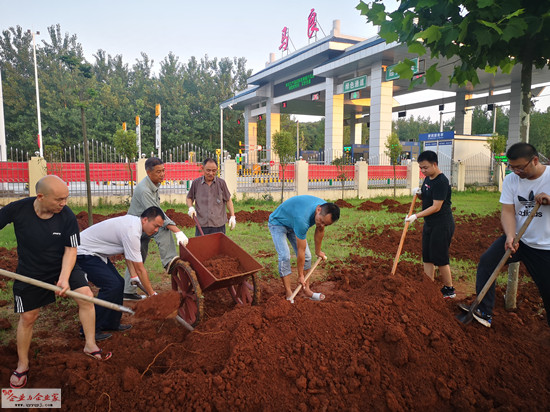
[335, 199, 354, 208]
[234, 209, 272, 223]
[1, 206, 549, 411]
[203, 254, 243, 279]
[133, 291, 181, 319]
[357, 200, 383, 211]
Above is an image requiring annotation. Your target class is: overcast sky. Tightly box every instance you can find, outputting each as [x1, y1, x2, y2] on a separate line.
[2, 0, 549, 122]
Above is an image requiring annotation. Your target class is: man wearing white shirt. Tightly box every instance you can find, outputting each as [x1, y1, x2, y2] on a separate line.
[77, 207, 165, 333]
[467, 143, 550, 327]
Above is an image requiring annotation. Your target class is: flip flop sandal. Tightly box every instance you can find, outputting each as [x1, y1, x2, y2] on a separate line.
[84, 349, 112, 361]
[309, 292, 325, 301]
[10, 369, 29, 389]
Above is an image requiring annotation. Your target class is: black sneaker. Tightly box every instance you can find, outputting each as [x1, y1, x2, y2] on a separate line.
[458, 303, 492, 327]
[441, 286, 456, 299]
[102, 324, 132, 332]
[80, 331, 112, 341]
[123, 293, 146, 301]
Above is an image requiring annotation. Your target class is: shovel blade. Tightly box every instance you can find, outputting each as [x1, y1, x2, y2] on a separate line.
[456, 311, 474, 325]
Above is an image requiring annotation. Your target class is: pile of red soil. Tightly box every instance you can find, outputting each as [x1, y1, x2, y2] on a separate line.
[75, 211, 126, 231]
[133, 291, 181, 319]
[355, 212, 503, 263]
[203, 254, 242, 279]
[165, 209, 195, 228]
[357, 200, 383, 211]
[335, 199, 354, 208]
[234, 209, 271, 223]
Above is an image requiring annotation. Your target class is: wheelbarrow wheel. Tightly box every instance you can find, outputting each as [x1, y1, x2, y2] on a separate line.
[170, 261, 204, 328]
[228, 274, 260, 306]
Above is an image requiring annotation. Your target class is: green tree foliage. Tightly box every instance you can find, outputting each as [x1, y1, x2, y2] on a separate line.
[271, 130, 295, 203]
[385, 132, 402, 198]
[393, 115, 439, 141]
[357, 0, 550, 142]
[0, 24, 252, 158]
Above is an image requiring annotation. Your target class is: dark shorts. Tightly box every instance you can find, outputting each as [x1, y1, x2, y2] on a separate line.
[422, 219, 455, 267]
[13, 264, 89, 313]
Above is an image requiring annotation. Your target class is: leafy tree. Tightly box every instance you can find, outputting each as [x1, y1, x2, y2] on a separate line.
[332, 156, 351, 200]
[113, 128, 138, 196]
[385, 132, 402, 198]
[271, 130, 295, 203]
[357, 0, 550, 142]
[393, 115, 439, 141]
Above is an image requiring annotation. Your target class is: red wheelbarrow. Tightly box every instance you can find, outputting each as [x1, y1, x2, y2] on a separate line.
[169, 233, 263, 330]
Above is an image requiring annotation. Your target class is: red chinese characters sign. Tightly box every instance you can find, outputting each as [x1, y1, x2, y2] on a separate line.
[307, 8, 319, 39]
[279, 27, 289, 51]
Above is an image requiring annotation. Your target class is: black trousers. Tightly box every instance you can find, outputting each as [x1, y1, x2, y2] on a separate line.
[476, 235, 550, 326]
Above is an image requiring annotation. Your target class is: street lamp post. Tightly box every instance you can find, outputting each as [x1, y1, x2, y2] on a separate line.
[28, 30, 43, 157]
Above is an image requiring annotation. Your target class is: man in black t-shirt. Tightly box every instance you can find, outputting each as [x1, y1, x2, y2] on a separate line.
[405, 151, 456, 298]
[0, 176, 111, 389]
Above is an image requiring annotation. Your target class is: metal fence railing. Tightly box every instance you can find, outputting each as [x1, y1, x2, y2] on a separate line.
[462, 152, 493, 186]
[237, 162, 296, 194]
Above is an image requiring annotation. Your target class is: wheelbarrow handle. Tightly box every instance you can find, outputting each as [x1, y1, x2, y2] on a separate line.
[0, 268, 135, 315]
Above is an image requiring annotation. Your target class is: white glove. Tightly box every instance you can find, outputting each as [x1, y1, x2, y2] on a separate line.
[175, 231, 189, 246]
[411, 187, 421, 196]
[405, 214, 417, 223]
[188, 206, 196, 219]
[151, 292, 158, 296]
[229, 216, 236, 230]
[130, 276, 142, 286]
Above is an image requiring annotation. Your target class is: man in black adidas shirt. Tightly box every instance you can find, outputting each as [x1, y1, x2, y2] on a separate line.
[0, 176, 110, 389]
[405, 150, 456, 299]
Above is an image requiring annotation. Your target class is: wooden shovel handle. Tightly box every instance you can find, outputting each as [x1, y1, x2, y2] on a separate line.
[391, 194, 417, 275]
[193, 216, 205, 236]
[466, 202, 541, 313]
[0, 268, 135, 315]
[288, 257, 323, 301]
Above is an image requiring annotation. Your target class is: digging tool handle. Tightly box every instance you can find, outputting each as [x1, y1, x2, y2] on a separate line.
[288, 257, 323, 302]
[0, 268, 135, 315]
[391, 194, 417, 275]
[459, 202, 541, 323]
[194, 216, 205, 236]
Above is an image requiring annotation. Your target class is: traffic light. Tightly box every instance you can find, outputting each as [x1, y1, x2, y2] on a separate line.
[155, 104, 161, 117]
[237, 118, 241, 125]
[135, 116, 140, 126]
[282, 101, 287, 108]
[238, 140, 245, 154]
[122, 122, 127, 131]
[258, 115, 263, 121]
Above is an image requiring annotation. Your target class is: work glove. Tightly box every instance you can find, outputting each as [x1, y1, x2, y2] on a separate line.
[188, 206, 196, 219]
[130, 276, 142, 286]
[411, 187, 421, 196]
[175, 231, 189, 246]
[405, 214, 417, 223]
[229, 216, 236, 230]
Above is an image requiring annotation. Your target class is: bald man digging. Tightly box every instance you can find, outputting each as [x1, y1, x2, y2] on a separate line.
[0, 176, 111, 389]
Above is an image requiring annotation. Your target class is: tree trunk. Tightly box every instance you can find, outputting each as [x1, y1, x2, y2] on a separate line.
[81, 106, 93, 227]
[506, 61, 533, 310]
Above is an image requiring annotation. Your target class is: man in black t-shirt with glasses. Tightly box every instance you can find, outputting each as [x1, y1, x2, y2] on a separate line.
[405, 150, 456, 299]
[0, 175, 111, 389]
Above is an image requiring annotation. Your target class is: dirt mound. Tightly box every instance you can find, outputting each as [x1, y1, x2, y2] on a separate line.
[234, 209, 271, 223]
[75, 211, 126, 231]
[380, 198, 401, 207]
[165, 209, 195, 228]
[335, 199, 354, 208]
[357, 200, 383, 211]
[203, 254, 243, 279]
[133, 291, 181, 319]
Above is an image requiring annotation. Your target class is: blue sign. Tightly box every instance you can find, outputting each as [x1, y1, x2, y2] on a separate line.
[418, 131, 455, 142]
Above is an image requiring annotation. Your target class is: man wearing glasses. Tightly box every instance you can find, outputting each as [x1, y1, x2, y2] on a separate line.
[462, 142, 550, 327]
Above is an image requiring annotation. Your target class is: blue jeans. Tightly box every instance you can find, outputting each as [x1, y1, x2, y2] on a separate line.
[268, 223, 311, 277]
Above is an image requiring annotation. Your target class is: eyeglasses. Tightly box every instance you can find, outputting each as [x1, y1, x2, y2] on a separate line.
[507, 158, 533, 172]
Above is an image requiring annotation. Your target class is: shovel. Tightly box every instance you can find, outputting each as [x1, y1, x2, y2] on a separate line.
[456, 202, 541, 325]
[287, 257, 323, 303]
[194, 216, 205, 236]
[0, 268, 135, 315]
[391, 194, 417, 275]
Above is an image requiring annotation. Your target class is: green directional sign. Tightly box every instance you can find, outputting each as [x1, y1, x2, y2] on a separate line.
[385, 57, 419, 81]
[343, 75, 367, 93]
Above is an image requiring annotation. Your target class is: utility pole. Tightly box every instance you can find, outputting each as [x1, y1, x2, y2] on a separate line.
[29, 30, 43, 157]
